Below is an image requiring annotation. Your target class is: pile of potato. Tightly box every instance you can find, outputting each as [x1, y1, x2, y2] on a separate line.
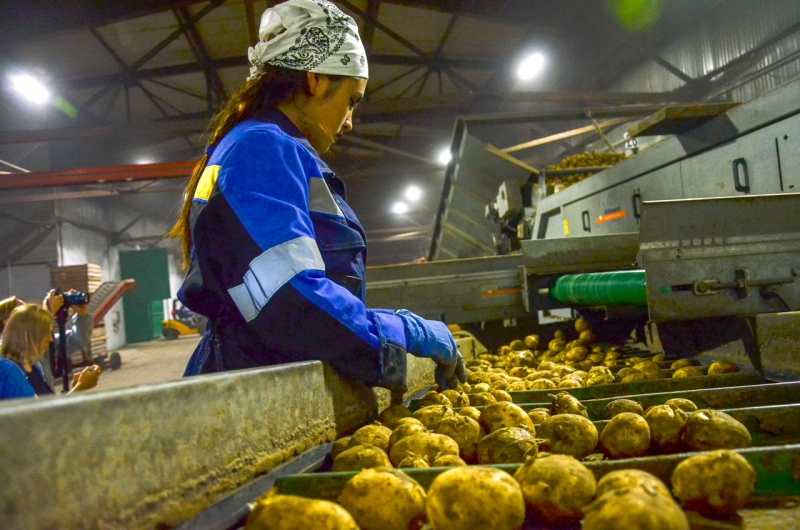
[546, 151, 629, 194]
[246, 449, 757, 529]
[461, 318, 739, 394]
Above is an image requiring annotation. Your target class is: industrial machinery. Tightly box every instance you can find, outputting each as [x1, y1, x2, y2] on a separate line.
[161, 298, 207, 339]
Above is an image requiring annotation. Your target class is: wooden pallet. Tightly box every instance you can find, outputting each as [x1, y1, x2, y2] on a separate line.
[51, 264, 102, 294]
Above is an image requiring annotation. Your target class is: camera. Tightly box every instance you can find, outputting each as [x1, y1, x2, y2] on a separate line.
[56, 288, 90, 307]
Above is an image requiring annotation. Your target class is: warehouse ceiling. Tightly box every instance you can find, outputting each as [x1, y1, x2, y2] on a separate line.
[0, 0, 742, 264]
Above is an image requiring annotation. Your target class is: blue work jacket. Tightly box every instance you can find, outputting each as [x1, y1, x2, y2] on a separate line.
[179, 108, 407, 390]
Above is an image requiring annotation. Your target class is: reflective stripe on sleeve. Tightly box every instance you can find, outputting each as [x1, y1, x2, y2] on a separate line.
[227, 236, 325, 322]
[308, 176, 344, 217]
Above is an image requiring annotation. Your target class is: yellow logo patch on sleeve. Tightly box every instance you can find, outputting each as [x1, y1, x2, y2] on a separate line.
[194, 165, 220, 201]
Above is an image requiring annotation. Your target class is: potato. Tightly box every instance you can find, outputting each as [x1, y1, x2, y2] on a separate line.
[413, 405, 456, 430]
[652, 353, 666, 363]
[672, 449, 756, 515]
[472, 382, 491, 393]
[490, 389, 513, 402]
[683, 409, 752, 451]
[527, 378, 557, 390]
[672, 366, 703, 378]
[644, 404, 688, 453]
[477, 427, 538, 464]
[558, 379, 581, 389]
[489, 379, 509, 391]
[621, 372, 649, 383]
[389, 433, 459, 466]
[378, 405, 412, 430]
[708, 360, 739, 375]
[528, 408, 551, 425]
[615, 367, 637, 382]
[432, 454, 467, 467]
[633, 361, 664, 380]
[625, 356, 644, 366]
[458, 406, 481, 422]
[565, 347, 589, 362]
[549, 339, 566, 352]
[388, 423, 428, 451]
[670, 359, 694, 370]
[499, 345, 512, 355]
[595, 469, 672, 499]
[524, 334, 540, 349]
[331, 436, 352, 460]
[479, 401, 535, 434]
[509, 339, 525, 351]
[338, 468, 426, 530]
[426, 466, 525, 530]
[348, 424, 392, 452]
[549, 391, 588, 418]
[578, 330, 595, 345]
[246, 491, 358, 530]
[514, 453, 595, 524]
[397, 455, 429, 468]
[333, 444, 392, 472]
[582, 488, 689, 530]
[507, 381, 527, 391]
[575, 317, 590, 332]
[536, 414, 598, 459]
[665, 398, 698, 413]
[418, 392, 453, 409]
[439, 389, 469, 408]
[434, 414, 485, 463]
[459, 382, 472, 393]
[599, 412, 650, 458]
[586, 366, 615, 386]
[470, 392, 497, 407]
[602, 399, 644, 420]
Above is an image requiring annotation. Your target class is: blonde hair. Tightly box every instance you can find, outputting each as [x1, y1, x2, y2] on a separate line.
[0, 303, 53, 365]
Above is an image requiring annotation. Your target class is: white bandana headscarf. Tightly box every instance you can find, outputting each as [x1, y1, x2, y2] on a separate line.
[247, 0, 369, 81]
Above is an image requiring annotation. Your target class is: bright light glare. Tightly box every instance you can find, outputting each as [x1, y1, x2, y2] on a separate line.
[135, 158, 153, 165]
[392, 202, 409, 215]
[517, 52, 545, 81]
[10, 74, 50, 104]
[405, 186, 422, 202]
[437, 149, 452, 165]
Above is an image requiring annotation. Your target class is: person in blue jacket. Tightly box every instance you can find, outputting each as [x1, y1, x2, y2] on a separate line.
[170, 0, 465, 393]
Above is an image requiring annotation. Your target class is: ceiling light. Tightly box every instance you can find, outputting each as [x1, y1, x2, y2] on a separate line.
[405, 186, 422, 202]
[10, 74, 50, 104]
[134, 158, 154, 165]
[392, 202, 409, 215]
[437, 149, 452, 165]
[517, 52, 545, 81]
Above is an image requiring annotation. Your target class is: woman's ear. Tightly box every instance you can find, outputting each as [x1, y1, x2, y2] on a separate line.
[306, 71, 326, 98]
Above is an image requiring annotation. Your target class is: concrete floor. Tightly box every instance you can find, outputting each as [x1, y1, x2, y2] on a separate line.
[93, 335, 201, 392]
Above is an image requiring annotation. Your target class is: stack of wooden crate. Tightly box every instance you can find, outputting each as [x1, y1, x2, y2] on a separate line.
[51, 264, 106, 360]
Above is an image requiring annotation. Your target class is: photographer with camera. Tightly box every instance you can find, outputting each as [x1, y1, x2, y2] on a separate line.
[40, 289, 94, 390]
[0, 303, 100, 400]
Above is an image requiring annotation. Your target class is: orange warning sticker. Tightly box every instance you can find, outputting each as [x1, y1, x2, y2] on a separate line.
[482, 288, 523, 297]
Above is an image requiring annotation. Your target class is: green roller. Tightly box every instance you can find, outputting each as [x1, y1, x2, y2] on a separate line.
[550, 270, 647, 306]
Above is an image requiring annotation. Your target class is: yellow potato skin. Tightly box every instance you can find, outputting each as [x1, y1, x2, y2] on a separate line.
[332, 444, 392, 472]
[708, 360, 739, 375]
[348, 424, 392, 452]
[582, 488, 689, 530]
[673, 366, 703, 379]
[379, 405, 412, 430]
[672, 449, 756, 516]
[427, 466, 525, 530]
[644, 404, 688, 453]
[389, 433, 459, 467]
[602, 399, 644, 419]
[536, 414, 598, 459]
[477, 427, 538, 464]
[682, 409, 752, 451]
[670, 359, 694, 370]
[664, 398, 698, 413]
[412, 405, 456, 430]
[595, 469, 672, 499]
[457, 406, 481, 422]
[246, 492, 359, 530]
[434, 414, 485, 463]
[514, 454, 596, 524]
[388, 423, 428, 451]
[479, 401, 536, 434]
[599, 412, 651, 458]
[338, 468, 426, 530]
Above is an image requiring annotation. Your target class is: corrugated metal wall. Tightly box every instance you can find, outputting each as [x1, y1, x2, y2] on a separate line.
[614, 0, 800, 101]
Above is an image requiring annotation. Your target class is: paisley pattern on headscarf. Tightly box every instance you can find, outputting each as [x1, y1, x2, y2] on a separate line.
[248, 0, 368, 80]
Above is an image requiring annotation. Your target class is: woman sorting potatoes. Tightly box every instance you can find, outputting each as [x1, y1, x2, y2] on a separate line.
[171, 0, 464, 392]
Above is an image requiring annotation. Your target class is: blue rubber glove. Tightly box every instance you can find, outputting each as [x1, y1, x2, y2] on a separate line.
[395, 309, 466, 390]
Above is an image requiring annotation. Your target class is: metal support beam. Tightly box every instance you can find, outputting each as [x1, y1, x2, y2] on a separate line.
[174, 6, 227, 103]
[0, 162, 195, 190]
[340, 135, 437, 165]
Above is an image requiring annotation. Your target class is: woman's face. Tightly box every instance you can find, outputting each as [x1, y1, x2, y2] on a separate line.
[302, 75, 368, 153]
